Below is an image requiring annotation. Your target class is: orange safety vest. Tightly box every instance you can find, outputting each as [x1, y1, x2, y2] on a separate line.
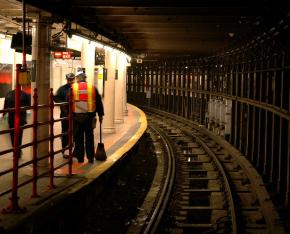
[72, 82, 96, 113]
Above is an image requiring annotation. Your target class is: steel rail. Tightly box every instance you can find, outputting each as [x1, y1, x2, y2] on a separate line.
[145, 106, 285, 234]
[147, 111, 238, 233]
[193, 133, 239, 234]
[143, 125, 175, 233]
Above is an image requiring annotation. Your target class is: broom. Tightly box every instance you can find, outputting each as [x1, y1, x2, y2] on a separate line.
[95, 120, 107, 161]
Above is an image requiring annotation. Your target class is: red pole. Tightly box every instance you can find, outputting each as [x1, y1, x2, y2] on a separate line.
[2, 64, 24, 213]
[68, 87, 73, 175]
[22, 0, 26, 68]
[31, 88, 39, 197]
[49, 89, 56, 188]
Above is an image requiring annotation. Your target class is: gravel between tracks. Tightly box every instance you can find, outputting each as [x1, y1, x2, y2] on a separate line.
[77, 132, 157, 234]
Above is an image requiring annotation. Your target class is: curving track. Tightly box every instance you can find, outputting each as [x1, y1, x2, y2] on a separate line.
[139, 108, 285, 234]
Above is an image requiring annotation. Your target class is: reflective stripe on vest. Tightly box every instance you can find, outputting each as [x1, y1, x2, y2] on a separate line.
[72, 82, 96, 113]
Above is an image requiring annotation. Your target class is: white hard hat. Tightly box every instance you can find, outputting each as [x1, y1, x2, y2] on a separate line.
[76, 71, 86, 79]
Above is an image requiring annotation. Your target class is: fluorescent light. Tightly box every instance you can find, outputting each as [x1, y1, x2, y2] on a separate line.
[92, 41, 103, 48]
[71, 34, 88, 43]
[70, 33, 131, 59]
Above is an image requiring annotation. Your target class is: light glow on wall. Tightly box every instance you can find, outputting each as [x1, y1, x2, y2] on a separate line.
[67, 34, 131, 61]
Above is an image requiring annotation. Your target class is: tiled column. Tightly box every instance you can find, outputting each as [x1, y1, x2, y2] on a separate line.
[123, 59, 130, 115]
[34, 12, 51, 168]
[103, 48, 116, 133]
[81, 42, 95, 84]
[115, 53, 126, 123]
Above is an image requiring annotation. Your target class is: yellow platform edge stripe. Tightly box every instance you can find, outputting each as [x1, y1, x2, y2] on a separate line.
[86, 104, 147, 179]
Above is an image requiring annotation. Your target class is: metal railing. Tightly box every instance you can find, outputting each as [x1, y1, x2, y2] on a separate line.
[0, 87, 74, 213]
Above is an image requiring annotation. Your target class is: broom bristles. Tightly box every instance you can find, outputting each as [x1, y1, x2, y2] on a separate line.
[95, 143, 107, 161]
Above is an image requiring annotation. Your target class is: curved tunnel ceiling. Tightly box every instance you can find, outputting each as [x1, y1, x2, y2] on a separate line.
[5, 0, 290, 60]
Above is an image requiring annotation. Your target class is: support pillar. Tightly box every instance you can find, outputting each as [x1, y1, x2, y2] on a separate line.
[33, 12, 51, 168]
[97, 65, 104, 97]
[115, 53, 126, 123]
[123, 60, 129, 116]
[81, 42, 95, 84]
[103, 48, 116, 133]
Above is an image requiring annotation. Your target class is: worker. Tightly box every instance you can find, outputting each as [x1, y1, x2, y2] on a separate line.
[72, 71, 104, 163]
[53, 72, 75, 158]
[3, 86, 30, 156]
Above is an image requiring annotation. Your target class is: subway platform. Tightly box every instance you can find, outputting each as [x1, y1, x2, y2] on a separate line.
[0, 103, 147, 233]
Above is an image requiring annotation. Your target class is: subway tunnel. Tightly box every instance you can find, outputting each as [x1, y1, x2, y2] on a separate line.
[0, 0, 289, 233]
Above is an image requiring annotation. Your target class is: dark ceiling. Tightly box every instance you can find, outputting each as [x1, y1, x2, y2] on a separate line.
[13, 0, 290, 59]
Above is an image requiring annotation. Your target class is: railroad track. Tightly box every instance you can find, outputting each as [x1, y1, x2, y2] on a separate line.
[132, 108, 285, 234]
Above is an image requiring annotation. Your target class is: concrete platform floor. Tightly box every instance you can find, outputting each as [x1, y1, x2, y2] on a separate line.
[0, 103, 147, 222]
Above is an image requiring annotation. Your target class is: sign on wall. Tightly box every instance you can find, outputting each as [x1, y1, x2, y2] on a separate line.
[0, 64, 12, 98]
[53, 51, 73, 59]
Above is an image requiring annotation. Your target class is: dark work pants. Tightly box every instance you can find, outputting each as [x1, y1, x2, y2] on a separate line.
[73, 114, 95, 161]
[9, 122, 23, 147]
[61, 119, 69, 151]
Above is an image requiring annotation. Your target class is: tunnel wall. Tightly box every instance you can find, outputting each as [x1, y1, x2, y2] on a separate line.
[127, 20, 290, 211]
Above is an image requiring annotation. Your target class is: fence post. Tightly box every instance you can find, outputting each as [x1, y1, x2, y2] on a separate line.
[2, 64, 25, 213]
[31, 88, 39, 197]
[68, 87, 73, 175]
[49, 88, 56, 188]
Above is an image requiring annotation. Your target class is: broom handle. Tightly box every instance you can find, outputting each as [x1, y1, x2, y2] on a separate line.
[99, 121, 102, 143]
